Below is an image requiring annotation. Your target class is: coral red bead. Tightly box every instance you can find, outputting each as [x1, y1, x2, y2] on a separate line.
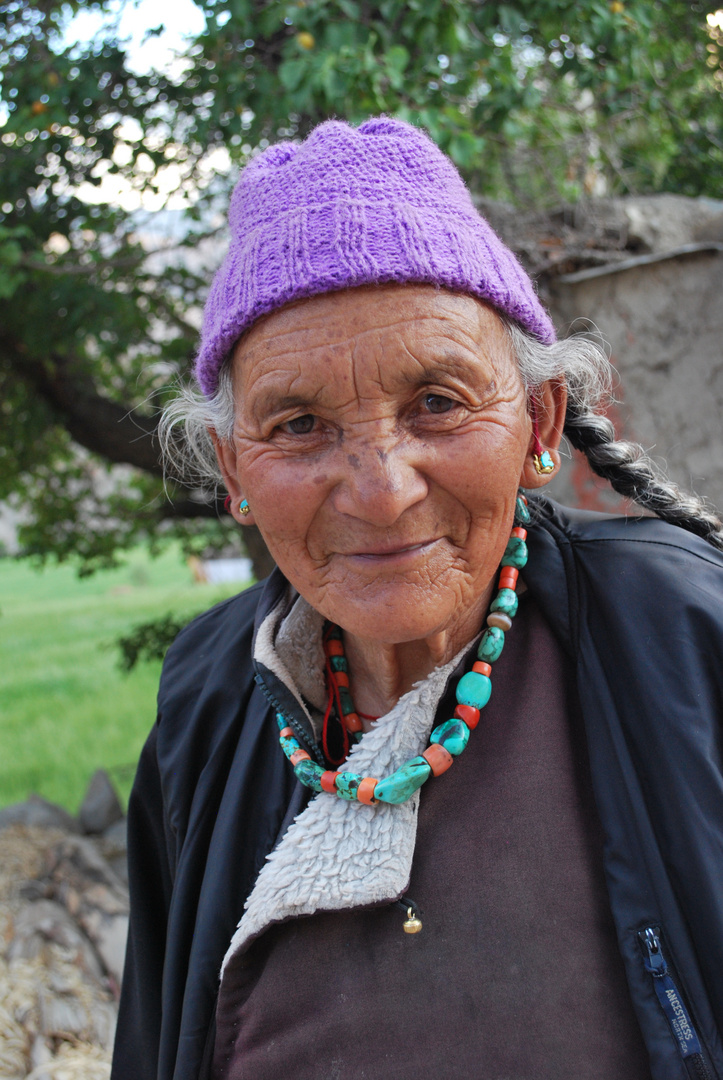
[422, 743, 454, 776]
[357, 777, 379, 804]
[344, 712, 363, 733]
[326, 640, 344, 656]
[279, 726, 295, 739]
[321, 771, 339, 793]
[343, 708, 363, 734]
[290, 749, 311, 766]
[511, 527, 527, 539]
[499, 568, 518, 587]
[334, 670, 350, 688]
[455, 703, 481, 729]
[472, 661, 492, 676]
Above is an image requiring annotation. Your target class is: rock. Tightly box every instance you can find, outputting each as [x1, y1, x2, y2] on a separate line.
[610, 194, 723, 254]
[82, 908, 129, 988]
[98, 818, 128, 886]
[101, 817, 127, 851]
[692, 203, 723, 244]
[78, 770, 124, 835]
[0, 795, 79, 835]
[41, 836, 129, 987]
[6, 898, 106, 984]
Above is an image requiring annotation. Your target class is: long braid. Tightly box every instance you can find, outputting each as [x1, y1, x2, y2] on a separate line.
[504, 320, 723, 553]
[563, 401, 723, 551]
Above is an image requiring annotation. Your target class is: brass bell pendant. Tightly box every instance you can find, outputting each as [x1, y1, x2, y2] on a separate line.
[402, 906, 423, 934]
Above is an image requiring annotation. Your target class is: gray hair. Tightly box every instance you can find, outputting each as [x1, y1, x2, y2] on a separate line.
[160, 322, 723, 551]
[160, 363, 236, 488]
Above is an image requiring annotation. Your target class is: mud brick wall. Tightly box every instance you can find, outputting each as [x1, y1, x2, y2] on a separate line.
[544, 248, 723, 517]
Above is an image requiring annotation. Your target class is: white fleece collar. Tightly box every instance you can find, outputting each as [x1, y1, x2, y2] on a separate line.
[221, 594, 470, 974]
[253, 584, 327, 734]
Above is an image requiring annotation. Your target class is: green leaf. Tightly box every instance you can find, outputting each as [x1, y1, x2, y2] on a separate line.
[278, 57, 308, 91]
[386, 44, 410, 73]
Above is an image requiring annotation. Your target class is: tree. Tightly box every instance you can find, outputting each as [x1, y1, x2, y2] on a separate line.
[1, 0, 720, 576]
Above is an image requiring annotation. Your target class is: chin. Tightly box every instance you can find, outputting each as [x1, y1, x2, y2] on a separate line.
[325, 591, 457, 646]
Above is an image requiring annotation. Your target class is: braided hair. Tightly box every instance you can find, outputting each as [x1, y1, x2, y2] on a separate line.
[505, 320, 723, 552]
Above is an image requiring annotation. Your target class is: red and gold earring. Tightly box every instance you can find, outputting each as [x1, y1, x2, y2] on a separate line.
[223, 495, 250, 515]
[530, 398, 555, 475]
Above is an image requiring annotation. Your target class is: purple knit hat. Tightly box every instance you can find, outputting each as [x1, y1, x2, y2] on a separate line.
[195, 117, 555, 396]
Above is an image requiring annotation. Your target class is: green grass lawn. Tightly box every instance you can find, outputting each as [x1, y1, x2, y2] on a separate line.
[0, 547, 249, 813]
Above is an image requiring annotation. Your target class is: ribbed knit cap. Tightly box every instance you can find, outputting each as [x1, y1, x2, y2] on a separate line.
[195, 117, 555, 396]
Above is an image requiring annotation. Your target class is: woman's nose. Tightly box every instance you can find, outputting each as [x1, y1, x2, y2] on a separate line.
[330, 438, 428, 527]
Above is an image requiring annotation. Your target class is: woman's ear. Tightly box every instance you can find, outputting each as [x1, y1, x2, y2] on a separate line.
[519, 378, 568, 490]
[210, 430, 255, 524]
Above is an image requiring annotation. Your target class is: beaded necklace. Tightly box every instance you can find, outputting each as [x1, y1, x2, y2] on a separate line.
[276, 493, 530, 806]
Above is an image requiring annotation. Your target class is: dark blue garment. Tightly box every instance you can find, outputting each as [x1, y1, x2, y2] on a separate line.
[111, 499, 723, 1080]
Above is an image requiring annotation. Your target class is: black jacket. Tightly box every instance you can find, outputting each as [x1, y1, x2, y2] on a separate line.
[112, 501, 723, 1080]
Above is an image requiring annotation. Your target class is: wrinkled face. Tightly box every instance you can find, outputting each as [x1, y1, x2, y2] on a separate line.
[218, 284, 553, 645]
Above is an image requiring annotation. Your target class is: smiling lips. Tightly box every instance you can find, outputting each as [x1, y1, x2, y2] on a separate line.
[346, 539, 439, 560]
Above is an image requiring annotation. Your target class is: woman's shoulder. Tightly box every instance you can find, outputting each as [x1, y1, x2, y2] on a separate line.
[526, 498, 723, 654]
[169, 578, 265, 654]
[158, 578, 267, 709]
[534, 497, 723, 569]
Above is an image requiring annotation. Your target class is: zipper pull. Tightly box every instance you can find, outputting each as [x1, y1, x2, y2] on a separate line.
[637, 927, 707, 1067]
[640, 926, 667, 976]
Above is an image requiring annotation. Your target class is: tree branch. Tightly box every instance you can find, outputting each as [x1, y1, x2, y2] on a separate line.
[2, 333, 163, 476]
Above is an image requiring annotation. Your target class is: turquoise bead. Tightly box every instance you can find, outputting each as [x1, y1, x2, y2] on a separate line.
[430, 717, 470, 756]
[330, 656, 347, 672]
[374, 757, 431, 804]
[514, 495, 531, 525]
[490, 588, 518, 618]
[276, 713, 287, 731]
[501, 536, 528, 569]
[338, 687, 355, 715]
[294, 760, 324, 792]
[280, 734, 301, 759]
[456, 670, 492, 710]
[477, 626, 505, 663]
[335, 772, 362, 800]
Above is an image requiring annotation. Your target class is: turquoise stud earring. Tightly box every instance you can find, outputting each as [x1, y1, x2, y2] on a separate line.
[239, 499, 250, 516]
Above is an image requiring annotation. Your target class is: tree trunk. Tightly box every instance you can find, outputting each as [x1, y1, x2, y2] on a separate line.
[243, 524, 276, 581]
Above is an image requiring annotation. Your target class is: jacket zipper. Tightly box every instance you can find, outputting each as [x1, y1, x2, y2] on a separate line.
[638, 927, 713, 1080]
[253, 671, 326, 766]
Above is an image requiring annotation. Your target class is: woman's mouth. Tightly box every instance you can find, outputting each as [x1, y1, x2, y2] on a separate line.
[344, 539, 440, 562]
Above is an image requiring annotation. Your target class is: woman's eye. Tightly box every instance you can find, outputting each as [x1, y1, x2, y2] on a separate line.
[423, 394, 455, 415]
[283, 414, 316, 435]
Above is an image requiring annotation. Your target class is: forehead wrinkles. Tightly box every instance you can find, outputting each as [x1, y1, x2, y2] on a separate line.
[233, 294, 519, 411]
[236, 338, 357, 415]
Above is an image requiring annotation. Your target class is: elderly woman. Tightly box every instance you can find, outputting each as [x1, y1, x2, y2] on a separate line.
[112, 119, 723, 1080]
